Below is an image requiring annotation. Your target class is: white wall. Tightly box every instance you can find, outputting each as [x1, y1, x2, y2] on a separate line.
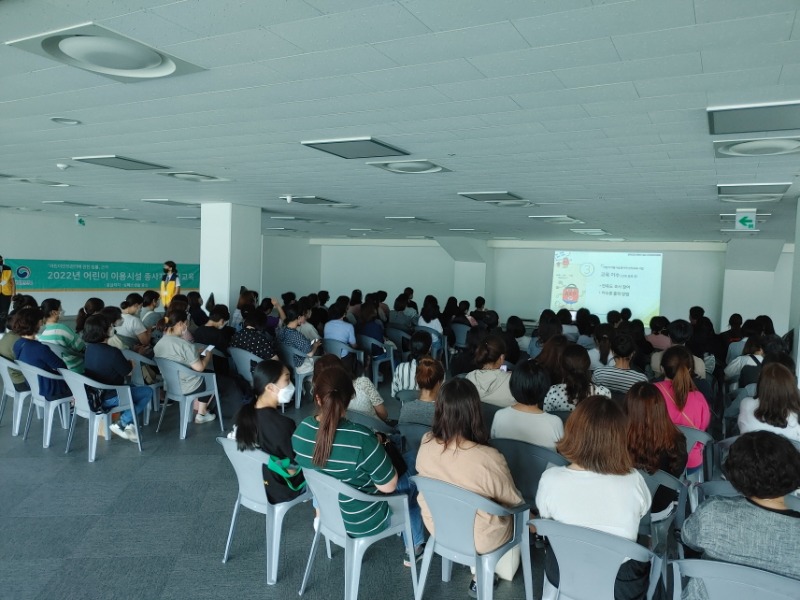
[3, 212, 199, 314]
[261, 236, 322, 299]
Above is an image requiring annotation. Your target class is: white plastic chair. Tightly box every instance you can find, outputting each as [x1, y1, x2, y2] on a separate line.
[412, 476, 533, 600]
[385, 328, 412, 361]
[229, 347, 263, 385]
[299, 469, 419, 600]
[677, 425, 714, 482]
[59, 368, 142, 461]
[0, 355, 31, 436]
[488, 438, 570, 508]
[16, 362, 72, 448]
[274, 343, 313, 410]
[356, 334, 395, 387]
[154, 357, 224, 439]
[217, 437, 311, 584]
[396, 389, 420, 405]
[532, 518, 662, 600]
[671, 559, 800, 600]
[122, 348, 163, 422]
[322, 338, 365, 365]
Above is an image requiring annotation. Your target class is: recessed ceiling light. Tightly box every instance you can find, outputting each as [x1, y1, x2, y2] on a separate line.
[708, 101, 800, 135]
[301, 137, 408, 159]
[449, 228, 475, 231]
[141, 199, 199, 207]
[570, 228, 609, 236]
[720, 228, 760, 233]
[385, 216, 416, 220]
[714, 137, 800, 158]
[485, 200, 532, 208]
[265, 227, 294, 231]
[367, 159, 450, 174]
[7, 23, 204, 83]
[50, 117, 81, 125]
[159, 171, 228, 182]
[74, 155, 168, 170]
[41, 200, 96, 207]
[717, 183, 790, 203]
[458, 191, 523, 202]
[176, 216, 200, 220]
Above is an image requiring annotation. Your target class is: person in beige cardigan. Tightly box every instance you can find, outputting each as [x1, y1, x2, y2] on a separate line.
[465, 334, 515, 408]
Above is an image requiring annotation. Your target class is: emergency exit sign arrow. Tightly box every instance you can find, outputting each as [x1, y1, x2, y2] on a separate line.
[738, 215, 754, 228]
[734, 208, 757, 231]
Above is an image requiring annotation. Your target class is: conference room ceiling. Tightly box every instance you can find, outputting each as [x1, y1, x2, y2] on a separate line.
[2, 0, 800, 243]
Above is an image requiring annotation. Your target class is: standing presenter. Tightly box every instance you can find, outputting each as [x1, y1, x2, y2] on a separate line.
[160, 260, 181, 308]
[0, 255, 15, 331]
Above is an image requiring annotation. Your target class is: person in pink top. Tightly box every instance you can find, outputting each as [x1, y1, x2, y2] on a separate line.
[654, 346, 710, 473]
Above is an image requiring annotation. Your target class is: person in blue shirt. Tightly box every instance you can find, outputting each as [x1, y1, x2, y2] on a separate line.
[12, 307, 70, 400]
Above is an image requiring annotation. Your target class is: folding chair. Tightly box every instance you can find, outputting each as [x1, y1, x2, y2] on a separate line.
[154, 357, 224, 439]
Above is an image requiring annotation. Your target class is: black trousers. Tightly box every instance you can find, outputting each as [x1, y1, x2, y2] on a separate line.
[0, 294, 11, 331]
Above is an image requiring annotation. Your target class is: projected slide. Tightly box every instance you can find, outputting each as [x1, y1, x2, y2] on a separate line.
[550, 251, 663, 322]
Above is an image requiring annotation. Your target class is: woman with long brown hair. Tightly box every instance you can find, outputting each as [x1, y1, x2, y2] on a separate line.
[655, 346, 710, 473]
[534, 334, 568, 384]
[542, 344, 610, 413]
[465, 334, 515, 407]
[416, 377, 522, 595]
[625, 382, 687, 512]
[536, 395, 652, 599]
[738, 363, 800, 442]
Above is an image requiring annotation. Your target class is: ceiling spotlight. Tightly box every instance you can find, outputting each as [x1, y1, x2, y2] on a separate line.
[159, 171, 228, 182]
[367, 159, 450, 174]
[50, 117, 81, 126]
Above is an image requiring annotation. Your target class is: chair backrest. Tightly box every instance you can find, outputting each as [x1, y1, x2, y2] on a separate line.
[480, 402, 502, 431]
[58, 368, 131, 417]
[16, 361, 63, 400]
[413, 476, 515, 563]
[636, 469, 684, 499]
[322, 338, 356, 358]
[708, 435, 739, 480]
[384, 328, 411, 354]
[414, 325, 442, 343]
[356, 334, 385, 355]
[121, 348, 158, 387]
[450, 323, 470, 347]
[217, 436, 270, 511]
[153, 357, 196, 398]
[345, 409, 396, 435]
[532, 518, 656, 600]
[303, 469, 385, 541]
[42, 341, 82, 361]
[551, 410, 572, 425]
[395, 389, 420, 404]
[677, 425, 713, 451]
[229, 347, 262, 384]
[488, 438, 569, 505]
[672, 559, 800, 600]
[397, 422, 431, 455]
[0, 355, 21, 392]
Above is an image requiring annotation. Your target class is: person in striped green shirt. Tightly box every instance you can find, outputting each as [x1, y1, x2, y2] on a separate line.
[292, 366, 397, 538]
[38, 298, 85, 373]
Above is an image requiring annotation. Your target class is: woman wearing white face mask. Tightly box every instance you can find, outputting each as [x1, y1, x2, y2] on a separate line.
[234, 359, 304, 503]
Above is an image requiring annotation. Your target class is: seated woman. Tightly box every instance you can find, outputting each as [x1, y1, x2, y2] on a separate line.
[417, 303, 444, 357]
[625, 382, 687, 514]
[465, 334, 515, 408]
[12, 308, 70, 400]
[738, 363, 800, 442]
[536, 395, 653, 599]
[591, 333, 648, 395]
[116, 293, 151, 351]
[83, 314, 152, 443]
[357, 301, 388, 361]
[100, 306, 127, 350]
[391, 330, 432, 397]
[75, 297, 104, 334]
[681, 431, 800, 598]
[0, 310, 30, 392]
[543, 344, 611, 413]
[534, 334, 568, 385]
[588, 323, 614, 371]
[416, 377, 523, 595]
[398, 357, 444, 427]
[292, 365, 425, 564]
[655, 346, 710, 475]
[187, 291, 208, 328]
[276, 306, 321, 375]
[193, 305, 233, 352]
[491, 360, 563, 450]
[388, 294, 416, 333]
[140, 290, 162, 330]
[315, 354, 389, 423]
[527, 311, 562, 360]
[450, 300, 478, 328]
[153, 308, 216, 424]
[296, 297, 321, 343]
[505, 315, 530, 355]
[37, 298, 85, 373]
[449, 327, 483, 377]
[230, 310, 276, 361]
[234, 359, 304, 503]
[231, 290, 258, 331]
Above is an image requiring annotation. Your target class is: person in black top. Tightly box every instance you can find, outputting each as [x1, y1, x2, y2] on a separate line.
[193, 305, 234, 355]
[230, 310, 276, 361]
[234, 359, 303, 503]
[83, 314, 153, 442]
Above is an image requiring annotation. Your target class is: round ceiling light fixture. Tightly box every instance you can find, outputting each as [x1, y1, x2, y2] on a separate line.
[485, 200, 532, 208]
[718, 194, 783, 203]
[41, 34, 177, 79]
[159, 171, 228, 182]
[367, 159, 449, 174]
[50, 117, 81, 125]
[717, 138, 800, 157]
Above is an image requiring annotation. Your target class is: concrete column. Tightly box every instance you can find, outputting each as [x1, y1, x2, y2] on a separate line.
[199, 203, 261, 307]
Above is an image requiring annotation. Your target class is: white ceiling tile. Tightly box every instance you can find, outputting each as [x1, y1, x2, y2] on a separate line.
[352, 59, 486, 92]
[0, 66, 113, 102]
[512, 82, 639, 110]
[479, 105, 589, 126]
[151, 0, 322, 37]
[634, 67, 781, 98]
[435, 72, 564, 101]
[701, 39, 800, 74]
[269, 3, 430, 52]
[100, 10, 202, 46]
[513, 0, 695, 48]
[165, 28, 305, 67]
[694, 0, 799, 24]
[647, 109, 708, 125]
[542, 114, 651, 133]
[372, 22, 530, 66]
[705, 83, 800, 106]
[262, 44, 399, 79]
[582, 92, 708, 117]
[468, 38, 620, 78]
[612, 13, 795, 60]
[554, 53, 701, 88]
[0, 1, 89, 40]
[304, 0, 397, 14]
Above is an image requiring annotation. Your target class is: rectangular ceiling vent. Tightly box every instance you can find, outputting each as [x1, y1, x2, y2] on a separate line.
[708, 102, 800, 135]
[74, 155, 169, 170]
[717, 183, 790, 203]
[141, 199, 200, 208]
[41, 200, 97, 207]
[570, 228, 609, 236]
[300, 137, 408, 159]
[529, 215, 585, 225]
[279, 195, 340, 206]
[458, 191, 522, 202]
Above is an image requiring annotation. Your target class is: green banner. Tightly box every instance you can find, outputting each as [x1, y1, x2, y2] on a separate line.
[9, 259, 200, 292]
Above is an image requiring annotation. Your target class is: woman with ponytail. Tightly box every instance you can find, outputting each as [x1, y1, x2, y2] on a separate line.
[75, 297, 104, 333]
[655, 345, 710, 473]
[465, 334, 515, 407]
[234, 359, 303, 502]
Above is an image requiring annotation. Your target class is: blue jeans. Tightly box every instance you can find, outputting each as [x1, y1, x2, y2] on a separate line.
[396, 472, 425, 548]
[102, 386, 153, 427]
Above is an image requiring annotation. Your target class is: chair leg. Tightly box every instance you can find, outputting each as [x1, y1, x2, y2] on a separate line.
[12, 392, 27, 436]
[521, 537, 533, 600]
[130, 411, 143, 452]
[65, 410, 77, 455]
[298, 529, 321, 596]
[88, 414, 100, 462]
[295, 375, 303, 410]
[441, 556, 452, 582]
[156, 397, 169, 433]
[178, 399, 189, 440]
[23, 399, 36, 441]
[58, 402, 70, 429]
[416, 539, 435, 600]
[0, 393, 6, 426]
[477, 559, 496, 600]
[43, 402, 56, 448]
[344, 540, 364, 600]
[222, 497, 241, 563]
[266, 506, 285, 585]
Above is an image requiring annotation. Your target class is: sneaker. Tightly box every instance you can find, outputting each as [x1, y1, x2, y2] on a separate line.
[403, 543, 425, 567]
[468, 574, 499, 598]
[123, 423, 139, 443]
[194, 412, 217, 424]
[109, 422, 128, 440]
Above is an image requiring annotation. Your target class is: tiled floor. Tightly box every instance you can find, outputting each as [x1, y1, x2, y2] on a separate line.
[0, 381, 544, 600]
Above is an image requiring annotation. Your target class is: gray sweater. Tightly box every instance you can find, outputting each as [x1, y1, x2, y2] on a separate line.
[681, 496, 800, 599]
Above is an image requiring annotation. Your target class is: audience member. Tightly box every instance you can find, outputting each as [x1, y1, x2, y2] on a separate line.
[277, 306, 321, 375]
[466, 334, 515, 407]
[140, 290, 162, 329]
[738, 363, 800, 442]
[391, 330, 432, 397]
[587, 323, 614, 371]
[534, 334, 568, 385]
[117, 292, 150, 349]
[650, 319, 706, 379]
[505, 315, 530, 354]
[230, 310, 276, 361]
[75, 297, 104, 333]
[528, 312, 563, 360]
[38, 297, 85, 373]
[556, 308, 579, 342]
[543, 344, 611, 413]
[591, 333, 648, 394]
[160, 260, 180, 307]
[398, 357, 443, 427]
[645, 316, 671, 351]
[12, 307, 70, 400]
